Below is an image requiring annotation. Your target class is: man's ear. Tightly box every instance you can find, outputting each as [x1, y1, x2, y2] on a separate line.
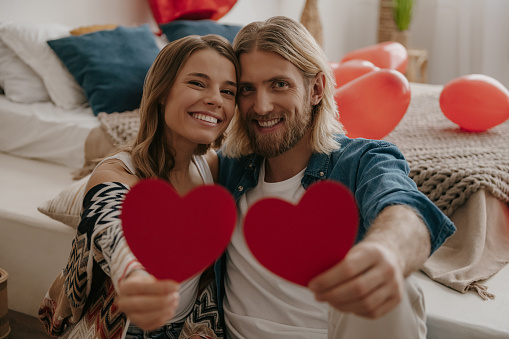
[310, 72, 325, 106]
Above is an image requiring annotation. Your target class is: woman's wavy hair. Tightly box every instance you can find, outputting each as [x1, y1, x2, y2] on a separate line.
[222, 16, 345, 158]
[128, 34, 240, 182]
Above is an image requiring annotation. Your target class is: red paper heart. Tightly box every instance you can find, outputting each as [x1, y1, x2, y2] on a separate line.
[121, 179, 236, 282]
[244, 180, 358, 286]
[335, 69, 411, 139]
[340, 41, 408, 74]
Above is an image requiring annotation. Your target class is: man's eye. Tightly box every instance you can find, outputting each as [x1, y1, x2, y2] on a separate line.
[239, 85, 254, 95]
[274, 81, 288, 88]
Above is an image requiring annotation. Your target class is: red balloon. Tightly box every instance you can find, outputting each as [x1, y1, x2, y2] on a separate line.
[335, 69, 411, 139]
[439, 74, 509, 132]
[330, 59, 379, 88]
[340, 41, 408, 74]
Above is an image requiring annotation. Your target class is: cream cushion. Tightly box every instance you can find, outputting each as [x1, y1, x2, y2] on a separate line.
[38, 174, 89, 229]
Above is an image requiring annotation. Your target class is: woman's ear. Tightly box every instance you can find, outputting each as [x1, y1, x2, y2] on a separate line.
[310, 72, 325, 106]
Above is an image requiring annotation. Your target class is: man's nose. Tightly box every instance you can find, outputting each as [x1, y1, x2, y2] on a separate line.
[253, 90, 273, 115]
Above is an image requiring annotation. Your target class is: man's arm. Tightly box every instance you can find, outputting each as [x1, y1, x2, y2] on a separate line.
[308, 204, 430, 319]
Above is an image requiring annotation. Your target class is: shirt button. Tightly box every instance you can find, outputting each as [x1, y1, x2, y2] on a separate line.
[238, 186, 244, 192]
[319, 171, 325, 177]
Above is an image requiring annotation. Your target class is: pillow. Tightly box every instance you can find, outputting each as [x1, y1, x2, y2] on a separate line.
[160, 19, 242, 43]
[0, 22, 87, 109]
[73, 110, 140, 180]
[47, 25, 160, 115]
[70, 24, 118, 36]
[38, 174, 90, 229]
[0, 38, 50, 103]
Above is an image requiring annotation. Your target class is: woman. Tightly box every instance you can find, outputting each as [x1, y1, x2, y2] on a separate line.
[39, 34, 239, 339]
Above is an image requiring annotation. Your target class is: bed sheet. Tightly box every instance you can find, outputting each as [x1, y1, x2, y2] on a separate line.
[0, 94, 99, 168]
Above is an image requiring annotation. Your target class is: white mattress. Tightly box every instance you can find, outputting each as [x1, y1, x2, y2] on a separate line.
[0, 94, 99, 168]
[0, 152, 75, 316]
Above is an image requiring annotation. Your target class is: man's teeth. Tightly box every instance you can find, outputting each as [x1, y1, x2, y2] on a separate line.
[192, 113, 218, 124]
[258, 118, 281, 128]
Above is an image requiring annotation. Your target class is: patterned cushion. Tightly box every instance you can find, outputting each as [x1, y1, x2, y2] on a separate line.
[37, 175, 89, 228]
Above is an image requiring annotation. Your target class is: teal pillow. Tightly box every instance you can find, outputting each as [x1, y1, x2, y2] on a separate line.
[47, 25, 160, 115]
[160, 20, 242, 43]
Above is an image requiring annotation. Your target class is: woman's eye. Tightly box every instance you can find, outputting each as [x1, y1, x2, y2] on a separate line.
[189, 80, 204, 87]
[222, 89, 236, 96]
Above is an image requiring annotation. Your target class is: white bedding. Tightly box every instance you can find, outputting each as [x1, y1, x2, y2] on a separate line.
[0, 94, 99, 168]
[0, 152, 75, 316]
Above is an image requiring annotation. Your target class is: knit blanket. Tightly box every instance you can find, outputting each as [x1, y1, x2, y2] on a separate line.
[385, 83, 509, 298]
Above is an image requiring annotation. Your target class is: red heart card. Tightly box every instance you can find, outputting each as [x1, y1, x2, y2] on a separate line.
[243, 180, 358, 286]
[121, 179, 236, 282]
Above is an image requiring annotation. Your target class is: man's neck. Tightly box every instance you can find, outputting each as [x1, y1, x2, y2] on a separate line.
[264, 136, 313, 183]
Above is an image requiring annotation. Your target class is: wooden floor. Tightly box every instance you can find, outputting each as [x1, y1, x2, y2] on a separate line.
[6, 310, 52, 339]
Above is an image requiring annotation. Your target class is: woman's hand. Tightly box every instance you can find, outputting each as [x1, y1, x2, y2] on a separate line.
[117, 270, 181, 331]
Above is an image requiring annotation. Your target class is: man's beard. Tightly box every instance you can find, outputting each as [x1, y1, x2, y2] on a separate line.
[242, 106, 313, 158]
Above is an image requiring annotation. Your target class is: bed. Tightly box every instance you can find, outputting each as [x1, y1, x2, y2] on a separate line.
[0, 19, 508, 339]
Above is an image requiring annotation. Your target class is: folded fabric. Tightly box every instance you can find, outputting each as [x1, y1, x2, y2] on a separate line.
[385, 83, 509, 298]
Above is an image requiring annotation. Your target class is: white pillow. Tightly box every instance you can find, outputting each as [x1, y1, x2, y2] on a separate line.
[0, 22, 87, 109]
[0, 38, 50, 103]
[38, 174, 90, 229]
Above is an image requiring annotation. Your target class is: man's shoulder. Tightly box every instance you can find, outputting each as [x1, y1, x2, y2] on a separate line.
[331, 134, 399, 156]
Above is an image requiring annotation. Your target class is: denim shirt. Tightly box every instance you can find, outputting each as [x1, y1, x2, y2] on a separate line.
[214, 134, 456, 322]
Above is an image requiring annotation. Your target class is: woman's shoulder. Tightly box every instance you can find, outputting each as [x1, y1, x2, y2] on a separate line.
[202, 149, 219, 183]
[85, 154, 138, 194]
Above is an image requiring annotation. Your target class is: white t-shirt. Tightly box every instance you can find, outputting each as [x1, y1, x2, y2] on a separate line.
[224, 161, 329, 339]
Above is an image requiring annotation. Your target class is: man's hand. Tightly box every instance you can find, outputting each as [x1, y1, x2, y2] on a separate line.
[117, 270, 180, 331]
[308, 241, 405, 319]
[308, 204, 431, 319]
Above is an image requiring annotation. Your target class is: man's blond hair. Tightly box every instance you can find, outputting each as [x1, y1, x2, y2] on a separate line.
[222, 16, 344, 158]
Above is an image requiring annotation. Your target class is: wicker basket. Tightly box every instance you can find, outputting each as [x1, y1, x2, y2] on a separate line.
[0, 268, 10, 339]
[300, 0, 323, 47]
[378, 0, 396, 42]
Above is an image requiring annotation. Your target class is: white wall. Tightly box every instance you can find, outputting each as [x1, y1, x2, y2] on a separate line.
[2, 0, 508, 87]
[0, 0, 378, 63]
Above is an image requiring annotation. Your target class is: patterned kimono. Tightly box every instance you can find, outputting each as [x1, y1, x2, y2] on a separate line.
[38, 182, 223, 339]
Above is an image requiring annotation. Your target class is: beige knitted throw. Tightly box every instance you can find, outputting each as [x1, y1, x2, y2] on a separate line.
[385, 83, 509, 298]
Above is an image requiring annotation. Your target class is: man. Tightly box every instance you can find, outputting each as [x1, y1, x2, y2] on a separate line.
[216, 16, 455, 338]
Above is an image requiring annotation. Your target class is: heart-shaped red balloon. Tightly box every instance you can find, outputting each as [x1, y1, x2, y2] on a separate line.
[439, 74, 509, 132]
[335, 69, 411, 139]
[331, 59, 379, 88]
[243, 180, 358, 286]
[121, 179, 236, 282]
[340, 41, 408, 74]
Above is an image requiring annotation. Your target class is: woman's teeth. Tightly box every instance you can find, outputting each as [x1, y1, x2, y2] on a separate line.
[192, 113, 218, 124]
